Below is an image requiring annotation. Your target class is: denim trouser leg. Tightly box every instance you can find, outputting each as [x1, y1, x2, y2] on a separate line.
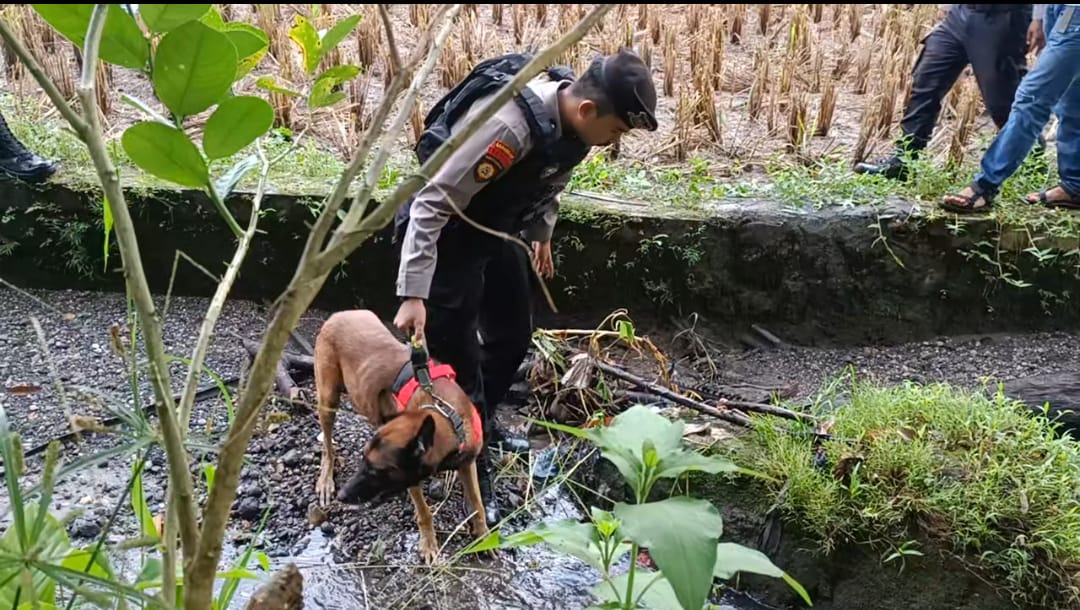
[1055, 66, 1080, 195]
[974, 6, 1080, 191]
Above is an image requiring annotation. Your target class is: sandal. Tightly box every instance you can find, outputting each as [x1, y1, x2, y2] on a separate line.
[941, 181, 996, 214]
[1024, 184, 1080, 210]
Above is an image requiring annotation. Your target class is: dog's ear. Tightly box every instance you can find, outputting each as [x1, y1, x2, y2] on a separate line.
[411, 414, 436, 458]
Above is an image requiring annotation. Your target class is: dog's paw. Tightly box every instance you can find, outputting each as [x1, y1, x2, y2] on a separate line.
[418, 532, 440, 565]
[316, 470, 336, 506]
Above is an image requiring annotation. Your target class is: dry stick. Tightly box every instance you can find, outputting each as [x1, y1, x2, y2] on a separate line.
[590, 359, 753, 427]
[182, 12, 463, 609]
[591, 357, 813, 423]
[378, 4, 403, 77]
[0, 9, 200, 557]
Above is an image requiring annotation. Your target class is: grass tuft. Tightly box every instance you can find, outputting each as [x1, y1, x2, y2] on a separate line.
[741, 378, 1080, 610]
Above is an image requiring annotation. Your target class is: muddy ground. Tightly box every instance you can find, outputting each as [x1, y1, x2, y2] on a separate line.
[3, 286, 1079, 608]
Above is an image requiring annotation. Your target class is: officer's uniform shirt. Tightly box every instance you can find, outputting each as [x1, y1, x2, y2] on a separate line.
[395, 75, 570, 301]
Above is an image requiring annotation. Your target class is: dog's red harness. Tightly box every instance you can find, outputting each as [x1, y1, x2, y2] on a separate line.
[393, 360, 484, 451]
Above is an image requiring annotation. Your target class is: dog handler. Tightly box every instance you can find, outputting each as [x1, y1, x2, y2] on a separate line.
[393, 49, 659, 526]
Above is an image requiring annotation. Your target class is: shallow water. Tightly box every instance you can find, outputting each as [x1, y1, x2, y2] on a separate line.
[228, 482, 771, 610]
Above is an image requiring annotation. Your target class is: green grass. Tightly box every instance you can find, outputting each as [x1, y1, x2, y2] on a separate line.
[740, 378, 1080, 610]
[1, 94, 348, 196]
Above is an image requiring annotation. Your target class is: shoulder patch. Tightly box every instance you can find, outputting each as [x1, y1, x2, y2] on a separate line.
[473, 139, 516, 183]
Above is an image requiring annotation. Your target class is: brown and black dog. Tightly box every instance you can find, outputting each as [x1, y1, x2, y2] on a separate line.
[312, 309, 489, 564]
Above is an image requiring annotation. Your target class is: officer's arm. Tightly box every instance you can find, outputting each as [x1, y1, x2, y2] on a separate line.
[523, 170, 573, 243]
[395, 118, 527, 300]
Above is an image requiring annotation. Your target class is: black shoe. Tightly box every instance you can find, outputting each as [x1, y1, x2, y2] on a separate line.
[0, 111, 57, 184]
[476, 452, 501, 528]
[853, 154, 908, 180]
[488, 425, 531, 454]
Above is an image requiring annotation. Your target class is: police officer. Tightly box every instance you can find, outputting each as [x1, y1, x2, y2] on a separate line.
[855, 4, 1043, 179]
[393, 49, 658, 526]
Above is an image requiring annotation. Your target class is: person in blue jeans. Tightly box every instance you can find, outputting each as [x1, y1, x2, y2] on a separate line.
[941, 4, 1080, 213]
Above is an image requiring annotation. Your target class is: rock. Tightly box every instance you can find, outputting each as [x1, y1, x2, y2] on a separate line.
[426, 479, 446, 501]
[308, 504, 328, 527]
[1003, 372, 1080, 434]
[282, 450, 303, 468]
[70, 515, 102, 539]
[320, 522, 335, 537]
[236, 497, 263, 521]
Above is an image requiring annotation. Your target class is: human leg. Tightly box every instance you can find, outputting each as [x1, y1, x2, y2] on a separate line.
[943, 12, 1080, 213]
[856, 11, 968, 178]
[0, 107, 57, 183]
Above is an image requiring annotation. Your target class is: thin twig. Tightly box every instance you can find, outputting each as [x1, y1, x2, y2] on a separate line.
[378, 4, 403, 76]
[29, 317, 75, 438]
[0, 277, 66, 316]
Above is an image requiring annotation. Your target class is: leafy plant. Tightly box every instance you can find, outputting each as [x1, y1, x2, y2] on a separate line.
[32, 3, 362, 238]
[466, 405, 812, 609]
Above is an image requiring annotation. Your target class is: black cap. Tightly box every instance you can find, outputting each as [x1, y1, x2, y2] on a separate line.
[600, 48, 659, 132]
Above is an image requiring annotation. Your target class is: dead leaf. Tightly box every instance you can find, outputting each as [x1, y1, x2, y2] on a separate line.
[70, 414, 106, 433]
[683, 422, 710, 437]
[63, 313, 76, 321]
[5, 383, 41, 396]
[1019, 489, 1029, 515]
[154, 513, 165, 538]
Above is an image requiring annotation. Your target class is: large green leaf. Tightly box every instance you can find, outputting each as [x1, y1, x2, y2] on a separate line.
[713, 543, 813, 606]
[593, 571, 682, 610]
[139, 4, 211, 33]
[121, 122, 208, 187]
[32, 4, 149, 70]
[320, 14, 362, 57]
[0, 503, 72, 610]
[655, 450, 744, 481]
[203, 96, 273, 159]
[152, 20, 238, 117]
[288, 15, 322, 75]
[225, 25, 270, 80]
[614, 497, 724, 610]
[61, 548, 112, 581]
[309, 64, 361, 109]
[502, 520, 605, 571]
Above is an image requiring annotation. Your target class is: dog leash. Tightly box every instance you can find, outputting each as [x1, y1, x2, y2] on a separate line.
[408, 335, 470, 447]
[410, 334, 434, 395]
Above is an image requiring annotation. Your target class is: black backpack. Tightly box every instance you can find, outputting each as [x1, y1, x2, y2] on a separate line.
[414, 52, 575, 164]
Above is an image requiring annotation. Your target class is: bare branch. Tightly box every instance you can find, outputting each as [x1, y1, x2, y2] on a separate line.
[378, 4, 403, 77]
[332, 4, 463, 232]
[303, 4, 454, 260]
[73, 5, 201, 556]
[178, 150, 271, 429]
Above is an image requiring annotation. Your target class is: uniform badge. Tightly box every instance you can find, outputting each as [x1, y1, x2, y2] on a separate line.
[474, 139, 516, 183]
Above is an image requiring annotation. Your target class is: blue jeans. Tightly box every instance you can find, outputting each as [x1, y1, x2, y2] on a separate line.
[975, 4, 1080, 195]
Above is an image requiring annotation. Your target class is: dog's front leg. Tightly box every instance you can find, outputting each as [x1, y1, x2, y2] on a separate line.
[409, 486, 440, 565]
[459, 462, 491, 539]
[315, 398, 337, 505]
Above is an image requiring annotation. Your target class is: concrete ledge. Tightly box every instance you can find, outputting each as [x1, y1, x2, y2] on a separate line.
[2, 177, 1078, 345]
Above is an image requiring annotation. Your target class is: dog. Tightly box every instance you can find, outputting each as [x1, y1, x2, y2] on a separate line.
[312, 309, 489, 564]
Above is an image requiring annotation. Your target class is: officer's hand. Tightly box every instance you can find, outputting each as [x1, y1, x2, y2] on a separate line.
[1028, 20, 1046, 54]
[394, 298, 427, 341]
[531, 241, 554, 279]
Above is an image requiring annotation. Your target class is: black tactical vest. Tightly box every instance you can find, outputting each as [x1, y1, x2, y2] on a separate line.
[394, 54, 591, 256]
